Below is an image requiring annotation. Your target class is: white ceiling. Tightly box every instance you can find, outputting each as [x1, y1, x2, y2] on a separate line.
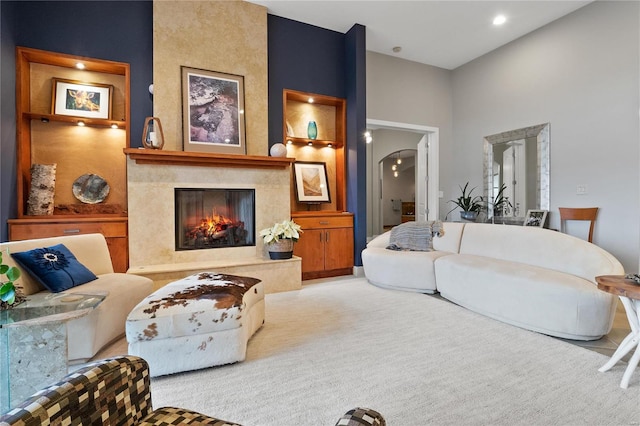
[249, 0, 592, 70]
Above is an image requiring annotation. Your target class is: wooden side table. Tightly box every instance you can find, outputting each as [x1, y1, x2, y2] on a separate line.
[596, 275, 640, 389]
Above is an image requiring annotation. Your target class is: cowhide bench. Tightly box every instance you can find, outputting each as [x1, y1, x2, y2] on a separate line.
[125, 272, 264, 377]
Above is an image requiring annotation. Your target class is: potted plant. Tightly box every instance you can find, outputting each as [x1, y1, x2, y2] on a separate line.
[0, 251, 25, 310]
[447, 182, 484, 221]
[259, 219, 303, 260]
[491, 183, 513, 217]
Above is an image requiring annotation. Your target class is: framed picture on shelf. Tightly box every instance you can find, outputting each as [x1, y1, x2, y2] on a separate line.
[181, 66, 246, 154]
[523, 209, 548, 227]
[293, 161, 331, 203]
[51, 78, 113, 119]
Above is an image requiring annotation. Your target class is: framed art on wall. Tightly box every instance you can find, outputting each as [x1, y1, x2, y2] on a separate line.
[293, 161, 331, 203]
[523, 209, 548, 227]
[181, 66, 246, 154]
[51, 78, 113, 119]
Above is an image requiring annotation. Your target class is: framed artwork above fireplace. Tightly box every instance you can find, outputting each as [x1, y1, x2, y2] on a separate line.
[181, 66, 246, 155]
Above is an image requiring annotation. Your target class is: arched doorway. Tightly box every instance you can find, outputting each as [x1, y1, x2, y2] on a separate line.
[366, 119, 439, 238]
[379, 149, 417, 230]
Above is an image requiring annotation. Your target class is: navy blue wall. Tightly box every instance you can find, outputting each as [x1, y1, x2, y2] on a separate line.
[0, 1, 153, 240]
[268, 15, 346, 145]
[345, 24, 367, 266]
[267, 16, 367, 266]
[1, 1, 19, 243]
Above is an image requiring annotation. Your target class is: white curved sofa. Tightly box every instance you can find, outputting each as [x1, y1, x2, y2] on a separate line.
[362, 223, 624, 340]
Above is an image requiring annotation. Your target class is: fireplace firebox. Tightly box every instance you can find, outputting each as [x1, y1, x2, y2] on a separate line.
[175, 188, 255, 251]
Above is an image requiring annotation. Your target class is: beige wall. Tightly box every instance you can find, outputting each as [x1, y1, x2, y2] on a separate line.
[153, 0, 268, 155]
[366, 52, 453, 220]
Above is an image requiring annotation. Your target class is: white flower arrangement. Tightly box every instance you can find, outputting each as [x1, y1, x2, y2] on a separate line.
[259, 219, 303, 244]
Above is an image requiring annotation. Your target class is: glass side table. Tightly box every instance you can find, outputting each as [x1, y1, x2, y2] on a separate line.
[0, 292, 106, 414]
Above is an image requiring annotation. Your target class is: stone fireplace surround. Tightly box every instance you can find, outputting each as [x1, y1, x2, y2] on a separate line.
[124, 149, 301, 293]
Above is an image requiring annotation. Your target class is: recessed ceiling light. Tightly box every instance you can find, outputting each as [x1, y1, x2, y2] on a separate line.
[75, 62, 86, 70]
[493, 15, 507, 26]
[392, 46, 402, 53]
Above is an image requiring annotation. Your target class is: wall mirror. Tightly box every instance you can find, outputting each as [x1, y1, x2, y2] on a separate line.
[483, 123, 549, 222]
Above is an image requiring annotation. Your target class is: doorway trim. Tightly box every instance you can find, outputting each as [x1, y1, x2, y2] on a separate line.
[366, 119, 439, 231]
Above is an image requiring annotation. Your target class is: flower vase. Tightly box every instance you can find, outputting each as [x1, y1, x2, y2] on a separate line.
[307, 121, 318, 140]
[268, 239, 294, 260]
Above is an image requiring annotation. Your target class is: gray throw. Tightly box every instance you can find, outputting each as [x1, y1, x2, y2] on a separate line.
[386, 220, 444, 251]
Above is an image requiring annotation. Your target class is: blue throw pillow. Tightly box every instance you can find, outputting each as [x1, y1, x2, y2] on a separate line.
[11, 244, 97, 293]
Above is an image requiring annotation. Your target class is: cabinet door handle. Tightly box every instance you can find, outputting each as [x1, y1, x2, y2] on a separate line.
[319, 221, 329, 225]
[63, 229, 81, 234]
[319, 232, 323, 242]
[325, 231, 329, 242]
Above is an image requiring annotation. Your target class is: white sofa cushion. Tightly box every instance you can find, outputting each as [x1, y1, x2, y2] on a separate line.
[64, 273, 153, 362]
[434, 254, 618, 340]
[362, 222, 465, 293]
[362, 247, 451, 293]
[458, 223, 624, 283]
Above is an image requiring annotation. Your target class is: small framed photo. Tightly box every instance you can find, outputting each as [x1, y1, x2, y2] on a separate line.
[51, 78, 113, 119]
[293, 161, 331, 203]
[182, 66, 246, 155]
[524, 209, 548, 227]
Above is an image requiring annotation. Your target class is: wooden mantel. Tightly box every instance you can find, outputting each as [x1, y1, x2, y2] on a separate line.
[123, 148, 294, 169]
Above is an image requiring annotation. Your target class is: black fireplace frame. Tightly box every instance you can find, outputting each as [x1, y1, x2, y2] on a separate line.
[174, 188, 256, 251]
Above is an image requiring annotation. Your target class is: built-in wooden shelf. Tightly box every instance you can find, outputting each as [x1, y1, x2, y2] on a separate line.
[25, 113, 126, 129]
[123, 148, 295, 169]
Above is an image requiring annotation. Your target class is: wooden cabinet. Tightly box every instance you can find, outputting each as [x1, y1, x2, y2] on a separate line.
[10, 47, 130, 272]
[401, 202, 415, 223]
[292, 213, 354, 280]
[8, 217, 129, 273]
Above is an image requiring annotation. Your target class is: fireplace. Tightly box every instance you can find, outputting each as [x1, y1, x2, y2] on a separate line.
[175, 188, 255, 251]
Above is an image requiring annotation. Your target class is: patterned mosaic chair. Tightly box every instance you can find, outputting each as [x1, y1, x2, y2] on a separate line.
[0, 356, 385, 426]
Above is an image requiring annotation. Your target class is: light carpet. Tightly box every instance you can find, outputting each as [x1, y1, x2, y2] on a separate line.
[150, 277, 639, 425]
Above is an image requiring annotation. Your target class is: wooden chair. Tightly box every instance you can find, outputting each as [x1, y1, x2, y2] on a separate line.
[559, 207, 599, 243]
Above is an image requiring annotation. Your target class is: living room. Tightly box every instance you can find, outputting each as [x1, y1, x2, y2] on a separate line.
[0, 1, 639, 424]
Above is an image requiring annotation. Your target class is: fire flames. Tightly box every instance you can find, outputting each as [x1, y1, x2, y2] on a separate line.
[185, 210, 245, 247]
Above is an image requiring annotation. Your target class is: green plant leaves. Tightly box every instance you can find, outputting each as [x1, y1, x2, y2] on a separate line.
[6, 266, 20, 282]
[0, 282, 16, 304]
[448, 182, 483, 213]
[1, 251, 21, 306]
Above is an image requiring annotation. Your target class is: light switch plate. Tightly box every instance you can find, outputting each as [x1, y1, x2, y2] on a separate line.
[576, 184, 587, 195]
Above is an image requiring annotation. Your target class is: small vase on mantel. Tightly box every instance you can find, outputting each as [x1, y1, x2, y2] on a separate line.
[267, 239, 294, 260]
[307, 121, 318, 140]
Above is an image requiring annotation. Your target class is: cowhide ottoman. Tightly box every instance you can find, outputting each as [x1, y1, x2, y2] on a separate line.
[125, 272, 264, 377]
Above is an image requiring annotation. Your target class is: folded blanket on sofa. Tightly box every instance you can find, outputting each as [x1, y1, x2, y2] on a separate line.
[387, 220, 444, 251]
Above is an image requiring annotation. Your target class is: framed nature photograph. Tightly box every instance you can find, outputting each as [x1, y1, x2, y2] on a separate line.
[182, 66, 246, 154]
[523, 209, 548, 227]
[293, 161, 331, 203]
[51, 78, 113, 119]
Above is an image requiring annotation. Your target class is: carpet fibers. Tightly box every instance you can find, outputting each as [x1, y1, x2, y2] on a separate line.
[150, 278, 639, 425]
